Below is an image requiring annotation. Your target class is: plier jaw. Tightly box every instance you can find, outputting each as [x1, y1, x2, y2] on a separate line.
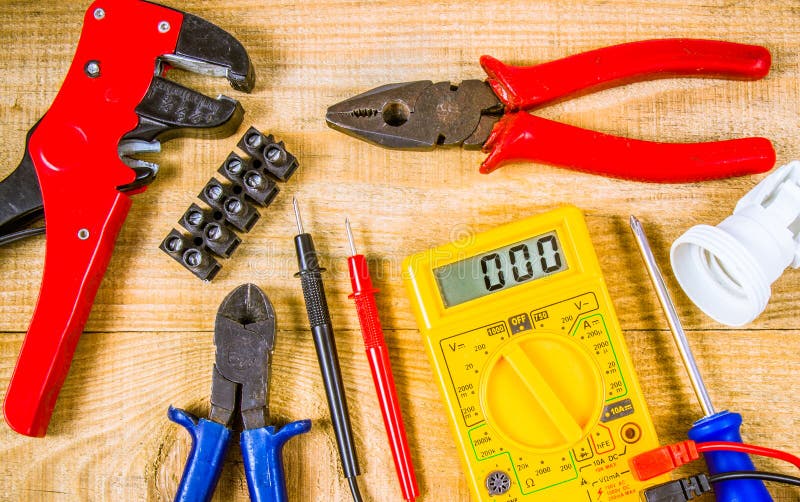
[170, 284, 311, 502]
[325, 79, 502, 150]
[210, 284, 276, 430]
[325, 39, 776, 182]
[1, 0, 256, 437]
[161, 12, 255, 93]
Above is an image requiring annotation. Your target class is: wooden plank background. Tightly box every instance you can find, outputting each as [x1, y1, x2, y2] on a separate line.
[1, 0, 798, 500]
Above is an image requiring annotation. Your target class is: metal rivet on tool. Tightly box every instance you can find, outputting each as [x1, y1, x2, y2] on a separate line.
[93, 8, 105, 20]
[158, 21, 171, 33]
[85, 61, 101, 78]
[77, 228, 90, 240]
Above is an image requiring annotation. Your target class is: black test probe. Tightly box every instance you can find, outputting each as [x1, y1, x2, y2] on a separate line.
[292, 197, 363, 501]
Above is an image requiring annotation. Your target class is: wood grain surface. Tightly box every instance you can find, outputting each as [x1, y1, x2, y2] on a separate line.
[1, 0, 799, 500]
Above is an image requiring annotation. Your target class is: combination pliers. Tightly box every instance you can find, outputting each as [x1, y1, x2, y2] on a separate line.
[1, 0, 254, 437]
[169, 284, 311, 502]
[326, 39, 776, 182]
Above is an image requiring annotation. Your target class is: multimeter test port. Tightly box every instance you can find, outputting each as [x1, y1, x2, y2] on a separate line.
[402, 206, 667, 502]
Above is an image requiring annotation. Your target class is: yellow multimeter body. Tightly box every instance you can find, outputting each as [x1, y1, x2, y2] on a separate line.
[403, 206, 664, 502]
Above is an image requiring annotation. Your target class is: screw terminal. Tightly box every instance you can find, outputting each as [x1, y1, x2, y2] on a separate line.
[178, 203, 240, 258]
[160, 128, 298, 280]
[217, 152, 280, 206]
[237, 126, 299, 182]
[159, 229, 221, 281]
[198, 179, 260, 232]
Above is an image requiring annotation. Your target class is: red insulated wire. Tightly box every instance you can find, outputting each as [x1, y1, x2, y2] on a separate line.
[345, 219, 419, 502]
[696, 441, 800, 470]
[630, 440, 800, 481]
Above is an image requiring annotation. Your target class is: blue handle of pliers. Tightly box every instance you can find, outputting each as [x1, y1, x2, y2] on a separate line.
[689, 411, 773, 502]
[168, 406, 232, 502]
[241, 419, 312, 502]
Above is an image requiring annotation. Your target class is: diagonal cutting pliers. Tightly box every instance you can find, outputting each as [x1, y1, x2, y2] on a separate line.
[326, 39, 776, 182]
[168, 284, 311, 502]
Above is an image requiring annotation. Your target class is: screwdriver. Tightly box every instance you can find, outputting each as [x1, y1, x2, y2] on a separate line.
[629, 215, 771, 502]
[345, 219, 419, 502]
[292, 198, 362, 502]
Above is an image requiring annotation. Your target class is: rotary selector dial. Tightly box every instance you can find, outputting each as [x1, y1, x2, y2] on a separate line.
[480, 332, 604, 453]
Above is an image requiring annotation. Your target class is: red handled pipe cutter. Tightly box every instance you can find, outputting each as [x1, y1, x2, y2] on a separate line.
[326, 39, 775, 182]
[0, 0, 255, 437]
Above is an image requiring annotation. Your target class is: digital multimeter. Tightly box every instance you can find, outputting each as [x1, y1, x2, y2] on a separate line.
[402, 206, 664, 501]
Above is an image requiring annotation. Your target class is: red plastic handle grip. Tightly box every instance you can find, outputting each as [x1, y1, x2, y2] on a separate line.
[3, 0, 183, 436]
[481, 39, 771, 110]
[348, 255, 384, 349]
[480, 113, 775, 182]
[3, 196, 131, 436]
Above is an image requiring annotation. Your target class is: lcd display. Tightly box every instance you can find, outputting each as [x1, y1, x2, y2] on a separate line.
[433, 231, 568, 307]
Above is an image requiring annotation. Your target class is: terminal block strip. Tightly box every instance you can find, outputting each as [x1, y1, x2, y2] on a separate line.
[160, 127, 298, 280]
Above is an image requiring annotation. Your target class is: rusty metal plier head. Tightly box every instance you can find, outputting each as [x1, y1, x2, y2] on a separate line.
[168, 284, 311, 502]
[326, 39, 775, 182]
[210, 284, 276, 430]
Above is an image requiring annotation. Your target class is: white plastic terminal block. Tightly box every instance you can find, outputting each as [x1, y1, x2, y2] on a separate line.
[671, 161, 800, 326]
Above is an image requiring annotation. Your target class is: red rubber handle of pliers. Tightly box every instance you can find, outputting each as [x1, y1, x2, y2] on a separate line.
[478, 39, 775, 180]
[481, 113, 775, 181]
[481, 39, 771, 110]
[3, 0, 183, 437]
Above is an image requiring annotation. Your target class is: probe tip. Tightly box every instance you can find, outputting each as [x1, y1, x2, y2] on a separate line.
[345, 218, 357, 256]
[629, 214, 641, 231]
[292, 197, 304, 234]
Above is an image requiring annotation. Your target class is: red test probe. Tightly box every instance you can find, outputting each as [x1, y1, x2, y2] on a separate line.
[345, 219, 419, 502]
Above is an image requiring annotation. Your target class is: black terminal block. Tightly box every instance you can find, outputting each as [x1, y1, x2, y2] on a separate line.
[237, 127, 299, 182]
[179, 203, 241, 258]
[198, 178, 260, 232]
[160, 127, 298, 280]
[218, 152, 280, 206]
[160, 229, 221, 281]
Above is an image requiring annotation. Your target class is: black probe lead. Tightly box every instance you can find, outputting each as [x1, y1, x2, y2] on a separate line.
[292, 197, 363, 502]
[709, 470, 800, 487]
[643, 471, 800, 501]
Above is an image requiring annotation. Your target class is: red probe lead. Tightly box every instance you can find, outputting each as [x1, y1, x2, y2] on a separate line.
[345, 219, 419, 502]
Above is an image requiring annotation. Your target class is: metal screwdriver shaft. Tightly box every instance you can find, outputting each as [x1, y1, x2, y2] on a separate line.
[630, 215, 771, 502]
[629, 215, 715, 417]
[292, 198, 363, 502]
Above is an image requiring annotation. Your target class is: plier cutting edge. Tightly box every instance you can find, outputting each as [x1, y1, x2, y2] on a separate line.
[168, 284, 311, 502]
[326, 39, 775, 182]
